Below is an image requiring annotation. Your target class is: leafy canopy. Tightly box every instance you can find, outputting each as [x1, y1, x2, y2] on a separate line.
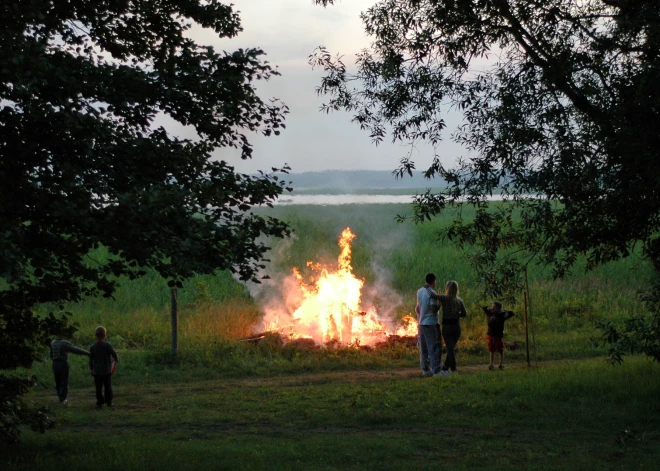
[1, 0, 290, 441]
[312, 0, 660, 359]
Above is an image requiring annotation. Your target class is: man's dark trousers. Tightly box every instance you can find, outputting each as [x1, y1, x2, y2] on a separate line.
[52, 359, 70, 402]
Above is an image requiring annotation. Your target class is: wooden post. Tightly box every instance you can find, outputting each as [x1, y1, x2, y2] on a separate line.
[523, 268, 532, 366]
[524, 289, 530, 367]
[171, 288, 178, 357]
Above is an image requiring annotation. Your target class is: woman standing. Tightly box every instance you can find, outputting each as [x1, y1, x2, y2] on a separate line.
[438, 280, 467, 374]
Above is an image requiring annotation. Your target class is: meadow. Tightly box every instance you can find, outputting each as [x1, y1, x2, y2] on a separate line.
[28, 203, 654, 366]
[3, 203, 659, 469]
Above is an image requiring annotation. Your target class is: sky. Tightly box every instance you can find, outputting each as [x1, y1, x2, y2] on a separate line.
[172, 0, 468, 175]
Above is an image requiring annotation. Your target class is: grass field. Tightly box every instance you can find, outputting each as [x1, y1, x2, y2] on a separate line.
[4, 359, 659, 470]
[4, 203, 659, 469]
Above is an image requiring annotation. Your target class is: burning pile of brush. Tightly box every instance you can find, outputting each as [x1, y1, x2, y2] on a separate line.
[247, 228, 418, 348]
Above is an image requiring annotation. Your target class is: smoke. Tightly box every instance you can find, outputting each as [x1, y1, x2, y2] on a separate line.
[360, 261, 406, 332]
[242, 233, 296, 299]
[241, 233, 302, 333]
[254, 272, 304, 334]
[360, 215, 416, 331]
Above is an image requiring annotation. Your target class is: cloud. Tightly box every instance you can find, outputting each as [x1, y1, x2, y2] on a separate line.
[175, 0, 471, 174]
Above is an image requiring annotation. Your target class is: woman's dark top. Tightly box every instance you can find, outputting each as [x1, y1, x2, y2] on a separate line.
[439, 295, 467, 325]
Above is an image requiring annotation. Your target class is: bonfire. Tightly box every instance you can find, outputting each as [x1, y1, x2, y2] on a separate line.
[256, 228, 418, 347]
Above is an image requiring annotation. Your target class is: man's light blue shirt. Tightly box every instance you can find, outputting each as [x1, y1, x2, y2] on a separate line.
[416, 284, 441, 326]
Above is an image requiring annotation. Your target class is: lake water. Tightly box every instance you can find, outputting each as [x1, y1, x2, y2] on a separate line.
[276, 194, 417, 205]
[276, 194, 516, 205]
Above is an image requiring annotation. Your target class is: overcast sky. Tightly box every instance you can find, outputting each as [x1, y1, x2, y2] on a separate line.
[172, 1, 468, 174]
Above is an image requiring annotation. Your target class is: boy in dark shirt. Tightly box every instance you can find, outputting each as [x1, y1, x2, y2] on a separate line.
[483, 302, 514, 370]
[89, 326, 119, 409]
[50, 337, 90, 405]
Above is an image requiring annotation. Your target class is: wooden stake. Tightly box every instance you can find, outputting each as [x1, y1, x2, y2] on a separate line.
[171, 288, 178, 357]
[525, 267, 539, 367]
[523, 286, 532, 366]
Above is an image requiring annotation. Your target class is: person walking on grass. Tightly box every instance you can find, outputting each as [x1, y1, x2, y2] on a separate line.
[50, 336, 90, 406]
[438, 280, 467, 375]
[483, 302, 515, 370]
[89, 326, 119, 409]
[416, 273, 449, 377]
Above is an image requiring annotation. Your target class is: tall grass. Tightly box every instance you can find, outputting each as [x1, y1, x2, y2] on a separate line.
[32, 203, 654, 371]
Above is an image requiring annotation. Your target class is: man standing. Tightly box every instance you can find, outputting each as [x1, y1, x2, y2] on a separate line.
[416, 273, 448, 377]
[50, 337, 90, 405]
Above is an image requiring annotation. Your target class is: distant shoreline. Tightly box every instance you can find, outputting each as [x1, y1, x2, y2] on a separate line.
[275, 169, 448, 191]
[275, 193, 518, 205]
[289, 187, 445, 196]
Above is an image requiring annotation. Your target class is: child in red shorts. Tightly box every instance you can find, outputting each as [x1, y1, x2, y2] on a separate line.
[483, 302, 514, 370]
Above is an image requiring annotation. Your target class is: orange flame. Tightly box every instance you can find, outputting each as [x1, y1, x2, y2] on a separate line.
[261, 228, 418, 345]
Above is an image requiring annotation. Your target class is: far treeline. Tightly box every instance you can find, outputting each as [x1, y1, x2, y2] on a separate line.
[1, 0, 659, 443]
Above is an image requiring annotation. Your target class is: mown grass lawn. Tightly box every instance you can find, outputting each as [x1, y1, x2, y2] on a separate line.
[3, 357, 659, 470]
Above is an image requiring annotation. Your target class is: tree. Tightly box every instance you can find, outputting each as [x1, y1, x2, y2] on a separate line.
[1, 0, 291, 442]
[312, 0, 660, 361]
